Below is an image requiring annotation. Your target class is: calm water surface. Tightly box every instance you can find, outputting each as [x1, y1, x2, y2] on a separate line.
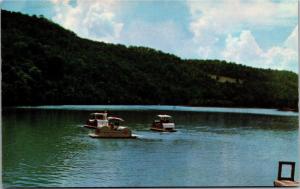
[2, 106, 299, 187]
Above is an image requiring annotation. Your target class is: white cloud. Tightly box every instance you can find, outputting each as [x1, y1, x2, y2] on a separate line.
[186, 0, 298, 72]
[264, 47, 297, 71]
[222, 30, 264, 64]
[222, 27, 298, 72]
[51, 0, 124, 42]
[188, 0, 297, 41]
[51, 0, 70, 5]
[284, 25, 298, 51]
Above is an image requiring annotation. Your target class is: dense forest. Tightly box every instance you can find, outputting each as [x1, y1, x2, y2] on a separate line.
[1, 10, 298, 110]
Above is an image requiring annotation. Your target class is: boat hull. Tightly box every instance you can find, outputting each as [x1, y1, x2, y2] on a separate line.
[150, 127, 177, 132]
[84, 125, 97, 129]
[89, 133, 137, 139]
[89, 125, 136, 139]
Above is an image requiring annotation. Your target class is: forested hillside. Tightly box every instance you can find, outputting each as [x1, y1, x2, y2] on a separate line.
[1, 10, 298, 109]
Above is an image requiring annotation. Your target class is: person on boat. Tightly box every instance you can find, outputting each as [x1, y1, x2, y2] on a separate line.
[109, 122, 115, 130]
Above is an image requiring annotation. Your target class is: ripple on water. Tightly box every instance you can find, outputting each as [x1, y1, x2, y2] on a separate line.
[2, 107, 298, 187]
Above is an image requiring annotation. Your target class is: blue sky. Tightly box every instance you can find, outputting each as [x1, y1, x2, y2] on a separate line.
[1, 0, 298, 72]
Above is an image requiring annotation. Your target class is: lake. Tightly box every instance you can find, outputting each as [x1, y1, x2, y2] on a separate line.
[2, 105, 299, 187]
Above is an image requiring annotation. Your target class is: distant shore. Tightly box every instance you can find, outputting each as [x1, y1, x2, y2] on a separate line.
[8, 105, 298, 116]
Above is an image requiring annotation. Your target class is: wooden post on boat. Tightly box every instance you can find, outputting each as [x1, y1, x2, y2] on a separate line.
[274, 161, 299, 187]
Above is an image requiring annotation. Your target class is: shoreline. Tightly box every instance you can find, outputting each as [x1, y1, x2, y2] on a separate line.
[6, 104, 298, 116]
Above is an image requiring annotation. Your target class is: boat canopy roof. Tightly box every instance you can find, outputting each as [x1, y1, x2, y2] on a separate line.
[89, 112, 108, 120]
[157, 114, 172, 118]
[108, 117, 124, 121]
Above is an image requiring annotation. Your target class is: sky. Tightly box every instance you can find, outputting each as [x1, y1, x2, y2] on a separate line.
[1, 0, 298, 72]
